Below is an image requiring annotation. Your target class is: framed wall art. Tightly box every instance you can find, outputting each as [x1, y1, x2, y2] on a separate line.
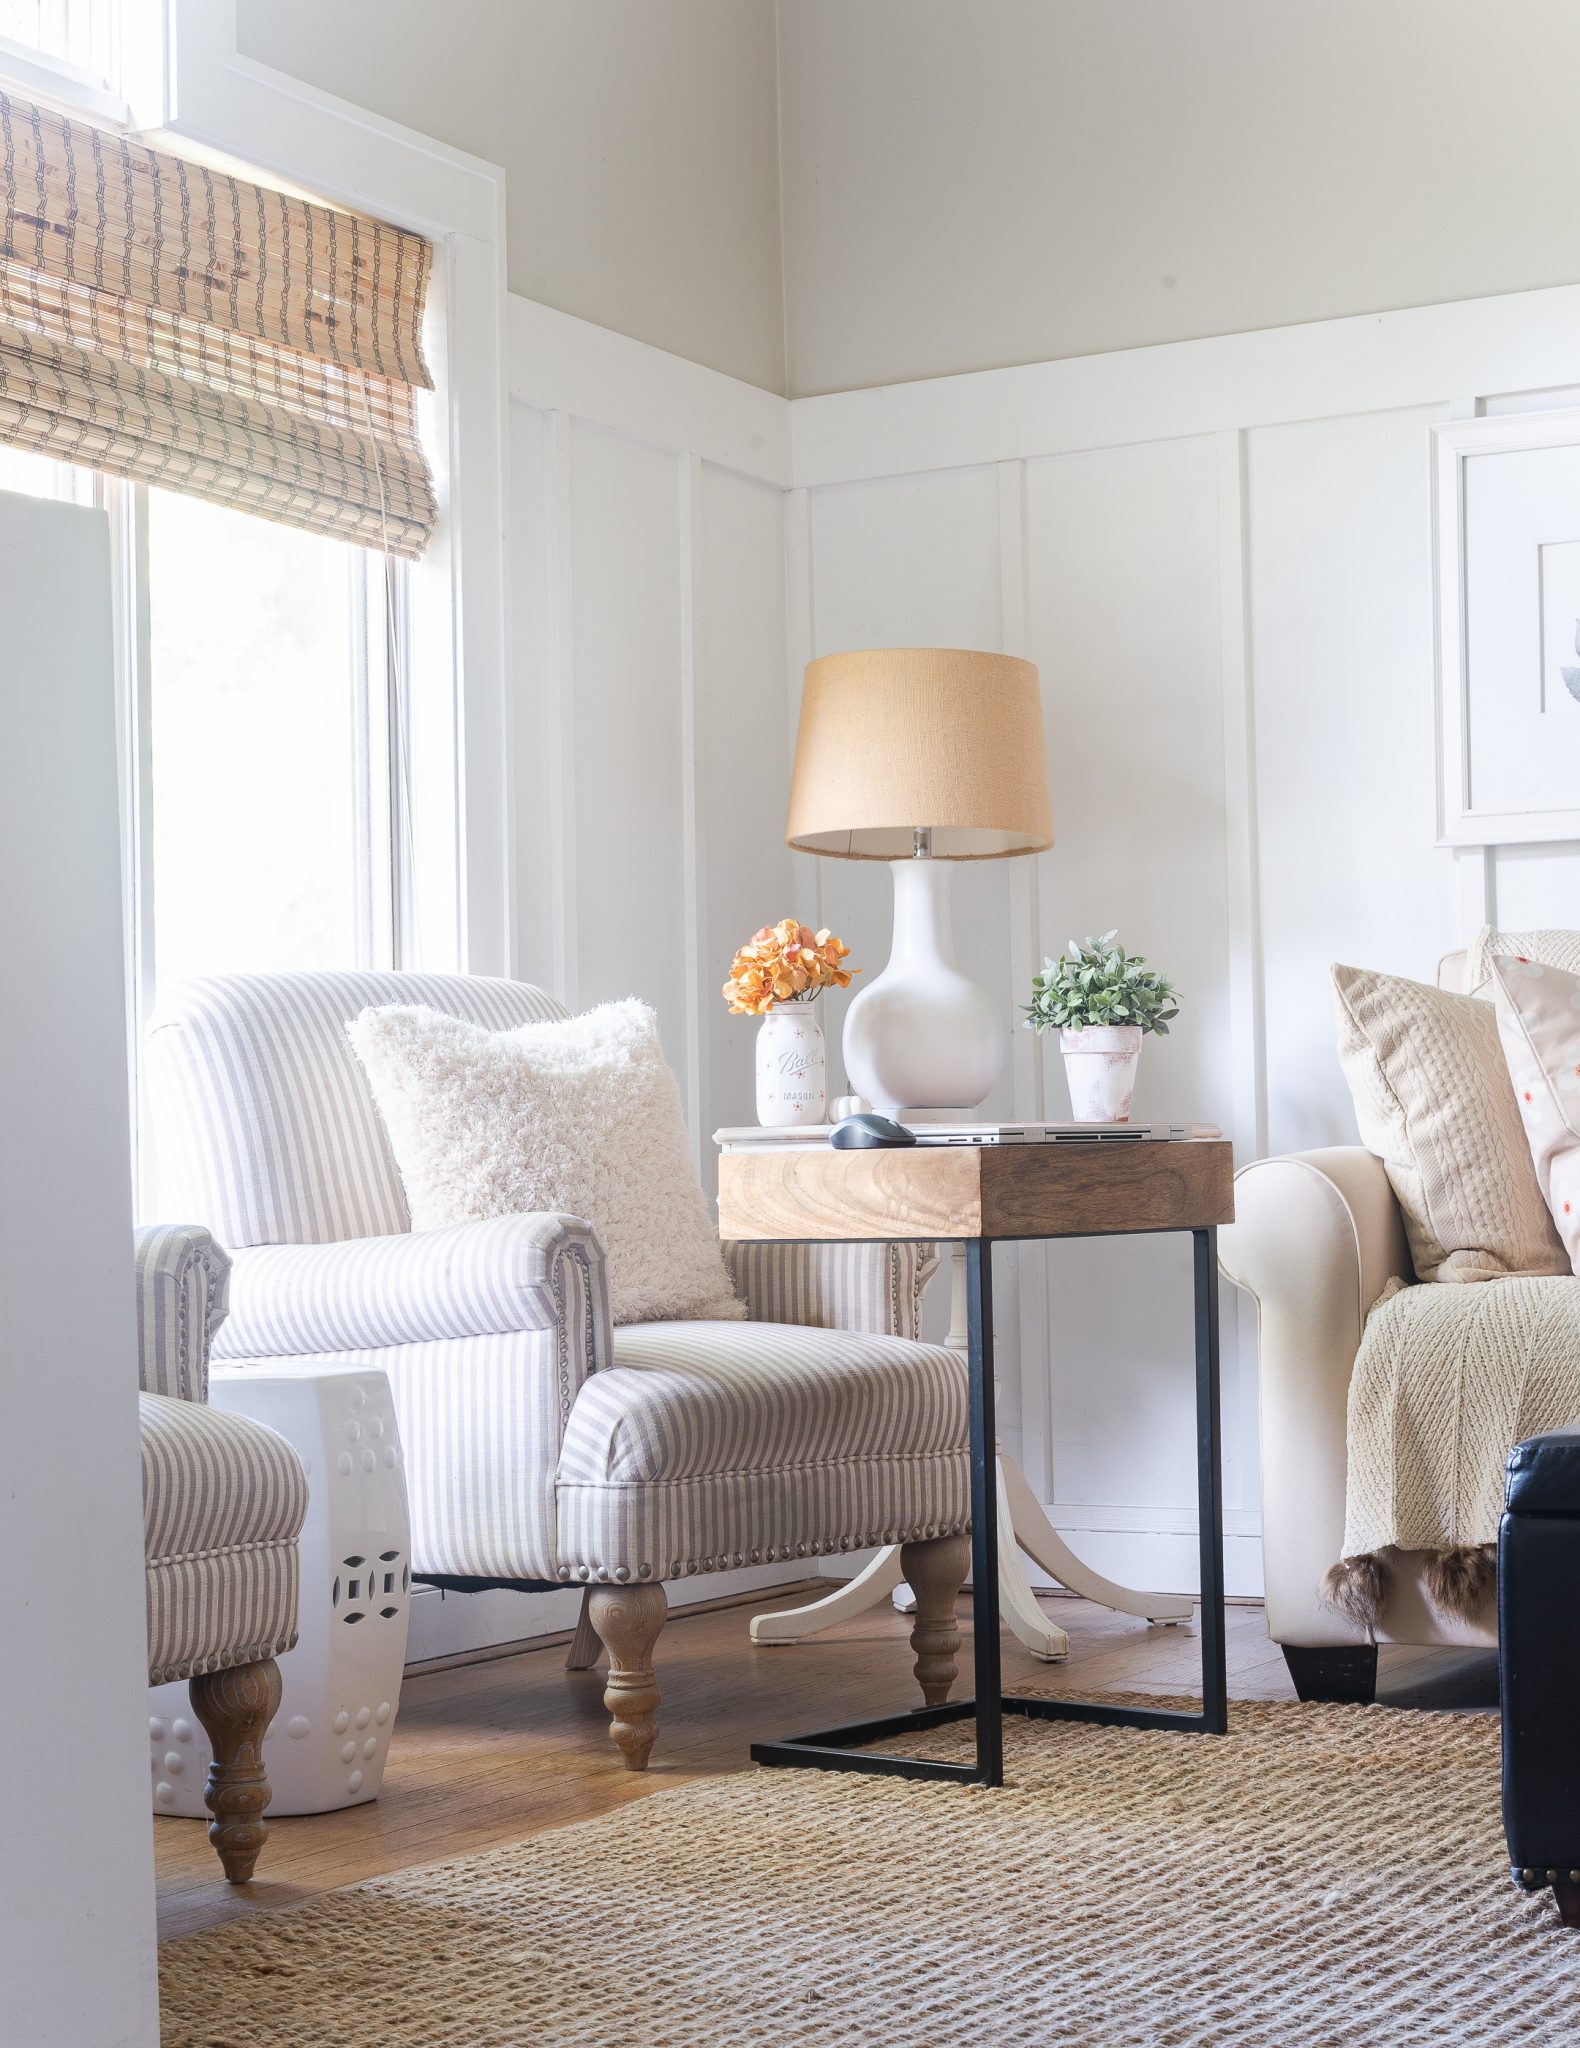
[1434, 408, 1580, 846]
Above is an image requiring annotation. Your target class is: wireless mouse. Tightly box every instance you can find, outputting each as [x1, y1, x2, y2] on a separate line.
[830, 1112, 916, 1150]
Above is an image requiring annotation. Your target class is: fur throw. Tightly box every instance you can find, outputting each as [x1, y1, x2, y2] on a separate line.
[348, 997, 743, 1327]
[1320, 1544, 1497, 1628]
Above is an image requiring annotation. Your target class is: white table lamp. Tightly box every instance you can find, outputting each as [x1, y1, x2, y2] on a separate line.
[784, 647, 1053, 1118]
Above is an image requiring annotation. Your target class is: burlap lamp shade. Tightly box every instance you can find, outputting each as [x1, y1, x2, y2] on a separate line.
[785, 648, 1053, 859]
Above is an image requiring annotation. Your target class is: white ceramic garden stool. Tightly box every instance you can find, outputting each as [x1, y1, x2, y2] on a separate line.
[148, 1362, 412, 1818]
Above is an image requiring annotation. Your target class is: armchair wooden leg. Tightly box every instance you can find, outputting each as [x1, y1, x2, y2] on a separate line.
[188, 1657, 283, 1884]
[588, 1584, 667, 1771]
[900, 1534, 971, 1707]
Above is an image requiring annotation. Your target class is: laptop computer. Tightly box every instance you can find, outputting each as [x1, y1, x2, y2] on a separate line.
[715, 1120, 1220, 1149]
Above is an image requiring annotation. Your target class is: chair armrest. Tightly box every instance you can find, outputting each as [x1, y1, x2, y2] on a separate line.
[1218, 1146, 1412, 1646]
[134, 1223, 231, 1402]
[214, 1212, 611, 1361]
[721, 1239, 943, 1340]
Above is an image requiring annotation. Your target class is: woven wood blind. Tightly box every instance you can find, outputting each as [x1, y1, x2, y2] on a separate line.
[0, 92, 437, 556]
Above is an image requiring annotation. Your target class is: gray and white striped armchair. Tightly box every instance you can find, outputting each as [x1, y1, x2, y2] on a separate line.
[137, 1224, 308, 1878]
[145, 972, 971, 1770]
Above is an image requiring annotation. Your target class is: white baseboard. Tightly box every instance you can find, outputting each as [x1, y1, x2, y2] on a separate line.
[404, 1558, 818, 1666]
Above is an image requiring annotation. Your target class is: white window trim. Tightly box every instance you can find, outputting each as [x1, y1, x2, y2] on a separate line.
[7, 0, 517, 977]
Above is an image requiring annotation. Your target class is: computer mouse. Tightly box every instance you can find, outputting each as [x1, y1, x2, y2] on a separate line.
[829, 1112, 916, 1150]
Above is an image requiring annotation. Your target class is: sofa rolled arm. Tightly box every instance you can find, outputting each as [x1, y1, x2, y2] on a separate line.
[134, 1222, 231, 1402]
[1218, 1147, 1412, 1648]
[215, 1212, 612, 1363]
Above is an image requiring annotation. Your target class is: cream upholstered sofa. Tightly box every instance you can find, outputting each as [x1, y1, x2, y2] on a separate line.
[138, 1223, 308, 1879]
[1219, 946, 1513, 1703]
[145, 971, 971, 1770]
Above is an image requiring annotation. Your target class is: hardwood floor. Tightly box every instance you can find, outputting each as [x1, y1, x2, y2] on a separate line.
[154, 1584, 1498, 1941]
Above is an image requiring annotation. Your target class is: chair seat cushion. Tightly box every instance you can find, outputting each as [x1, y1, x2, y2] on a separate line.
[553, 1320, 968, 1582]
[140, 1393, 308, 1686]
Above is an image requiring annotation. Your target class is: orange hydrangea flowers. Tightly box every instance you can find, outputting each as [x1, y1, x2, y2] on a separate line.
[723, 918, 856, 1015]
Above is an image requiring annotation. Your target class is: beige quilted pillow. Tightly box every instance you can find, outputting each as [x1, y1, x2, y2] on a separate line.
[1332, 963, 1567, 1283]
[1464, 927, 1580, 995]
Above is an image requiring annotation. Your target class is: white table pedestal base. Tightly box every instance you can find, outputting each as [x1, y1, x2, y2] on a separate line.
[749, 1247, 1194, 1656]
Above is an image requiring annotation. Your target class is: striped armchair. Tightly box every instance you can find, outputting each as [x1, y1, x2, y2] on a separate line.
[137, 1224, 307, 1879]
[146, 972, 970, 1770]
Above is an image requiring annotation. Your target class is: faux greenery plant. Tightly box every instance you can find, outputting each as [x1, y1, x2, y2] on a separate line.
[1024, 931, 1181, 1037]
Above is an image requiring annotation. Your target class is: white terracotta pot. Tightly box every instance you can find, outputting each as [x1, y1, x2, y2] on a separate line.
[1060, 1024, 1142, 1122]
[756, 1002, 827, 1127]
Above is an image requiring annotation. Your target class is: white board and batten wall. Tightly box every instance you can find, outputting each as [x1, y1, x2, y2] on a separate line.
[495, 281, 1580, 1654]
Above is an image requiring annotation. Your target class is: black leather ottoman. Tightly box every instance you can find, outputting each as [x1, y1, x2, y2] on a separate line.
[1501, 1430, 1580, 1926]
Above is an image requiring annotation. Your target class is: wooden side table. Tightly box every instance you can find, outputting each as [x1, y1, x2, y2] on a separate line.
[717, 1136, 1235, 1788]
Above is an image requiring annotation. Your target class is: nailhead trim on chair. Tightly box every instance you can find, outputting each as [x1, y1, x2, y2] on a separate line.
[1514, 1865, 1580, 1889]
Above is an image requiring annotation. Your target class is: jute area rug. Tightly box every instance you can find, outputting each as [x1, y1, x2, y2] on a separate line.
[159, 1700, 1580, 2048]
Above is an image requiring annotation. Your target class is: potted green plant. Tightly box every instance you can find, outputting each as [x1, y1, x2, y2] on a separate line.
[1024, 931, 1180, 1122]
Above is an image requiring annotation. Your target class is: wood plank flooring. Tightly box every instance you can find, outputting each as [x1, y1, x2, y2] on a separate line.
[155, 1585, 1497, 1941]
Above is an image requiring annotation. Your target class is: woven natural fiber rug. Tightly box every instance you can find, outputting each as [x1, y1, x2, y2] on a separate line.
[159, 1699, 1579, 2047]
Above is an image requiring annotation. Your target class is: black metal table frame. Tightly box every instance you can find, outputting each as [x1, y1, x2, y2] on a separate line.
[751, 1224, 1226, 1787]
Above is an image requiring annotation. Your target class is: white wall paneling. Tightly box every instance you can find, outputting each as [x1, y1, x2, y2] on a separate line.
[784, 285, 1580, 1599]
[503, 282, 1580, 1623]
[509, 299, 792, 1175]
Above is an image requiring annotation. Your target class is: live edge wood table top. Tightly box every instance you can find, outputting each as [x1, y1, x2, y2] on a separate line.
[716, 1132, 1237, 1789]
[716, 1136, 1235, 1246]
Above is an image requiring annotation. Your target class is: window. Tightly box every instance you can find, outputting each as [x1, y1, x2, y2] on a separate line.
[143, 488, 401, 992]
[0, 439, 89, 503]
[0, 0, 118, 90]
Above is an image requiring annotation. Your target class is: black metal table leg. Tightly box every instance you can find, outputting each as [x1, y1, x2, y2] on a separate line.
[967, 1238, 1004, 1785]
[1194, 1226, 1228, 1734]
[751, 1223, 1228, 1782]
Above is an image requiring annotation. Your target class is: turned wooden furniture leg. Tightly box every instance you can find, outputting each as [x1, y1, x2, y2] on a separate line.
[565, 1586, 603, 1671]
[587, 1583, 667, 1771]
[188, 1657, 284, 1883]
[901, 1534, 971, 1706]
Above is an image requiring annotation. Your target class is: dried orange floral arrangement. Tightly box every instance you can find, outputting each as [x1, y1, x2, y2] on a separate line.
[723, 919, 857, 1016]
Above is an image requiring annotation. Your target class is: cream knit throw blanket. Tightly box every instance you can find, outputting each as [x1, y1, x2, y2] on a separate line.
[1326, 1274, 1580, 1624]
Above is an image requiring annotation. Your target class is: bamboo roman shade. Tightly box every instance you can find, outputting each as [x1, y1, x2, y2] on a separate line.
[0, 91, 437, 556]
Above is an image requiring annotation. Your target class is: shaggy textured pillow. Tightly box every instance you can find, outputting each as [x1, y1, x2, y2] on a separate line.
[1332, 962, 1567, 1284]
[1491, 954, 1580, 1274]
[348, 998, 743, 1327]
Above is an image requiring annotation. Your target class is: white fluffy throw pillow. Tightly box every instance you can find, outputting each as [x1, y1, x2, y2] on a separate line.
[348, 998, 743, 1326]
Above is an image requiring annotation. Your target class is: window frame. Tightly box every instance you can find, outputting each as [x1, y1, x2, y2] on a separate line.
[0, 1, 514, 971]
[0, 7, 513, 1203]
[141, 0, 516, 977]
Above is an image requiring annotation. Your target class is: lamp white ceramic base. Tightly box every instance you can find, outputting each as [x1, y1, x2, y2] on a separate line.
[841, 855, 1003, 1116]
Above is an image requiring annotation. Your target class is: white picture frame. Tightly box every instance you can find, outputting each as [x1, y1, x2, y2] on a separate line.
[1434, 408, 1580, 846]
